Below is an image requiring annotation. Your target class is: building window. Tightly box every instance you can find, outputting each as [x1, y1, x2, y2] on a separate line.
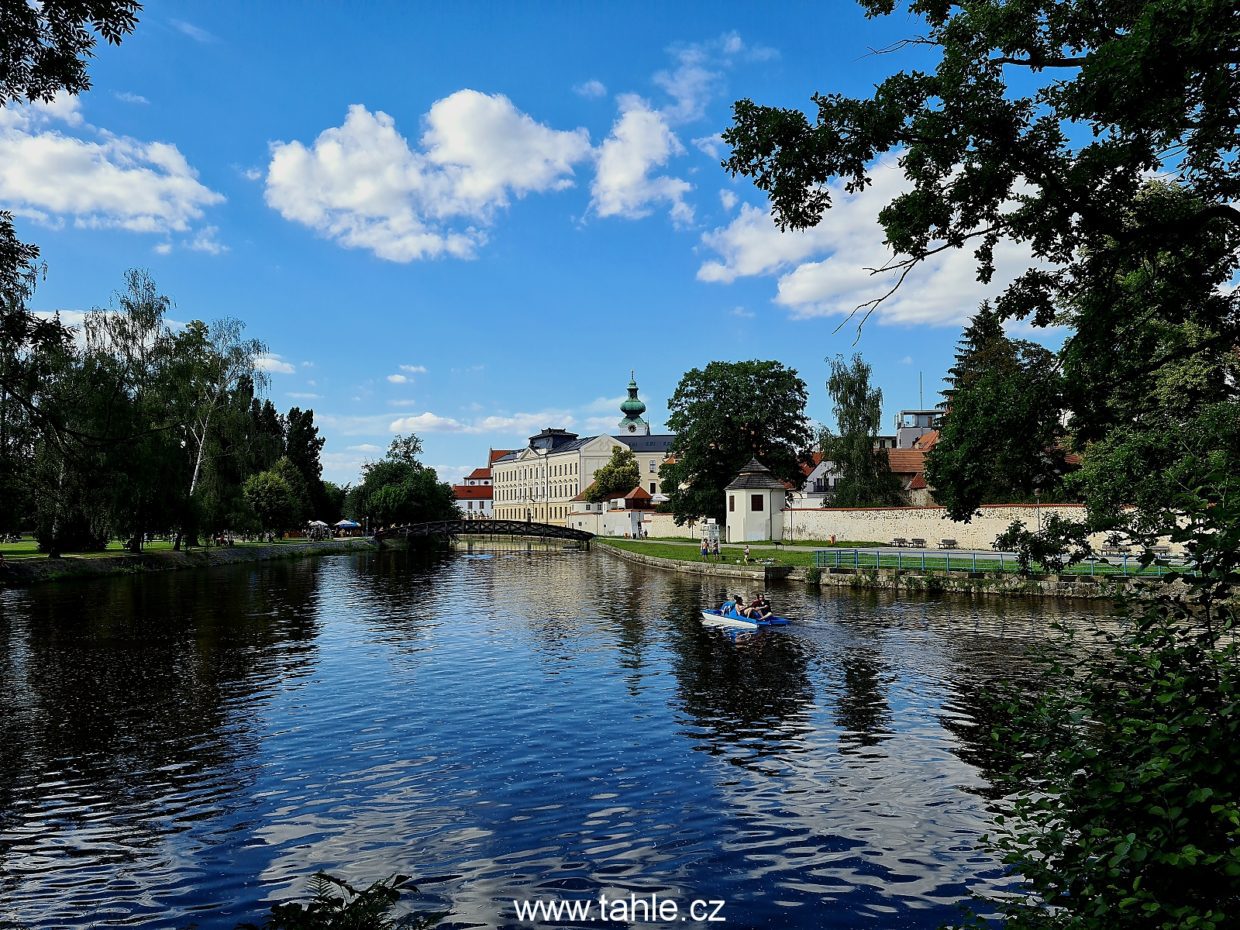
[728, 495, 735, 513]
[751, 494, 764, 512]
[649, 461, 655, 472]
[650, 482, 656, 494]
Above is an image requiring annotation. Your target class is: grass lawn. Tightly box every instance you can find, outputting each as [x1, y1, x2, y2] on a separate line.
[641, 536, 886, 548]
[601, 539, 818, 568]
[602, 538, 1172, 578]
[0, 535, 326, 561]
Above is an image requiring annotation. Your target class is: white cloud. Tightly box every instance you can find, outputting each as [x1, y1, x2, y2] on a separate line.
[0, 93, 222, 237]
[574, 79, 608, 99]
[590, 96, 692, 226]
[719, 189, 738, 211]
[472, 411, 575, 435]
[654, 32, 772, 124]
[385, 408, 576, 436]
[422, 90, 592, 210]
[287, 392, 321, 400]
[347, 443, 383, 453]
[389, 412, 470, 433]
[265, 94, 591, 262]
[398, 364, 427, 374]
[697, 160, 1040, 326]
[729, 306, 754, 318]
[254, 354, 295, 374]
[387, 399, 419, 407]
[243, 167, 262, 181]
[171, 20, 216, 43]
[114, 91, 149, 105]
[431, 464, 475, 485]
[186, 225, 226, 254]
[386, 373, 409, 384]
[694, 135, 725, 160]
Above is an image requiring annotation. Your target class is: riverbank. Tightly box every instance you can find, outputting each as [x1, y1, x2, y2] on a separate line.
[597, 539, 1139, 601]
[0, 537, 376, 588]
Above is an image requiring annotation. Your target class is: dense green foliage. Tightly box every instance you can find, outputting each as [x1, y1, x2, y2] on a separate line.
[1, 0, 140, 106]
[926, 303, 1068, 519]
[0, 269, 333, 550]
[723, 0, 1239, 335]
[725, 4, 1240, 928]
[345, 435, 457, 529]
[236, 873, 442, 930]
[974, 494, 1240, 930]
[586, 446, 640, 502]
[819, 354, 904, 506]
[658, 360, 812, 524]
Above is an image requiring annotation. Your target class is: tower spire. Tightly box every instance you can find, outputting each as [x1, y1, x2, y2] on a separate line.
[618, 371, 650, 435]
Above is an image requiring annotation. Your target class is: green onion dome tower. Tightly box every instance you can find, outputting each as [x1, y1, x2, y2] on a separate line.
[617, 371, 650, 435]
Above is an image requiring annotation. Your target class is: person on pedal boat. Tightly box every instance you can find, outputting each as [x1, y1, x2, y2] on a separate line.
[743, 594, 772, 620]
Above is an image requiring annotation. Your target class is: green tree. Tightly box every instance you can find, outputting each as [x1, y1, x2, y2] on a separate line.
[1, 1, 140, 106]
[659, 360, 812, 524]
[1, 0, 141, 458]
[722, 7, 1240, 927]
[346, 436, 457, 528]
[925, 304, 1068, 519]
[586, 446, 640, 502]
[270, 456, 311, 526]
[820, 354, 905, 507]
[243, 470, 297, 535]
[723, 1, 1240, 339]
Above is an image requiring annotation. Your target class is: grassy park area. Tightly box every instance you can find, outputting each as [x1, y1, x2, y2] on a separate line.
[0, 536, 314, 561]
[601, 538, 1175, 578]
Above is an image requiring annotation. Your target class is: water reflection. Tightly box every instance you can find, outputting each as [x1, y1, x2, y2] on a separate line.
[0, 549, 1113, 929]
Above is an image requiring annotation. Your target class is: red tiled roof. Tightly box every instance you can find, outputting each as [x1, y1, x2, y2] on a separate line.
[466, 467, 491, 480]
[452, 485, 493, 501]
[571, 482, 597, 502]
[913, 430, 940, 451]
[623, 485, 652, 499]
[908, 474, 928, 490]
[886, 449, 926, 474]
[799, 451, 825, 476]
[489, 449, 516, 465]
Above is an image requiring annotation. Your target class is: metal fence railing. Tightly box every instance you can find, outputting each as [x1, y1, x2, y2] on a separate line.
[812, 548, 1179, 578]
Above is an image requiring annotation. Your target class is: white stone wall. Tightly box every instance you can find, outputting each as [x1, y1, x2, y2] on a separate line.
[640, 512, 698, 538]
[783, 504, 1114, 551]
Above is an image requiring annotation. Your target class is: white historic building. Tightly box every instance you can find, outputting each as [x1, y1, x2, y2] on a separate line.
[491, 375, 674, 525]
[724, 459, 788, 542]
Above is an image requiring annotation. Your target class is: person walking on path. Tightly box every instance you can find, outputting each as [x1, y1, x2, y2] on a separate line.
[700, 538, 709, 561]
[743, 543, 751, 564]
[711, 538, 720, 561]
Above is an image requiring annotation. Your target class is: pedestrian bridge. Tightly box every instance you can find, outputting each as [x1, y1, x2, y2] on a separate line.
[374, 519, 594, 545]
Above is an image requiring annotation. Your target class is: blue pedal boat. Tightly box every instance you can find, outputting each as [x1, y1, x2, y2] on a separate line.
[700, 605, 790, 628]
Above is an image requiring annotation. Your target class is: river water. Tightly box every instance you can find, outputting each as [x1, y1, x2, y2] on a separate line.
[0, 549, 1108, 929]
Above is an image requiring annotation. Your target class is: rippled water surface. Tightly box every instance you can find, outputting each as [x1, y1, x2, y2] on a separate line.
[0, 549, 1109, 928]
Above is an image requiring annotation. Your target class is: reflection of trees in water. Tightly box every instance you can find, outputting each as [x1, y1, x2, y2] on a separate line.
[0, 560, 325, 863]
[934, 608, 1107, 803]
[834, 649, 893, 751]
[667, 620, 816, 774]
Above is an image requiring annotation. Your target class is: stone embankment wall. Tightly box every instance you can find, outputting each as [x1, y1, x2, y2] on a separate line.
[0, 537, 376, 588]
[599, 541, 1142, 601]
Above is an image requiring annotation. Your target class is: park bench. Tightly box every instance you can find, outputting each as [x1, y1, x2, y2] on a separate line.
[939, 538, 959, 549]
[910, 537, 927, 548]
[891, 537, 908, 547]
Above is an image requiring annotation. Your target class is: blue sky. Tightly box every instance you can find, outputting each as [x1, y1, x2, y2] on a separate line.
[5, 2, 1050, 486]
